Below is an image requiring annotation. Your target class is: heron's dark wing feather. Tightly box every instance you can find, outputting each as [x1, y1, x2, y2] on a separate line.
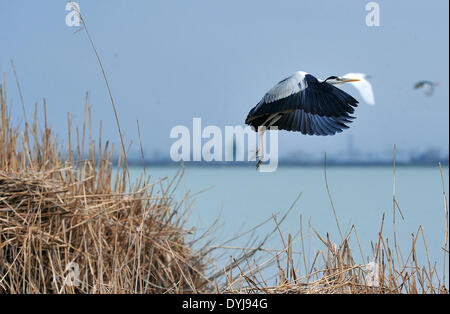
[273, 109, 352, 136]
[414, 81, 425, 89]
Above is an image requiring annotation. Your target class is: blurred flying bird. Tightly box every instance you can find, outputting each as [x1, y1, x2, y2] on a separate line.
[414, 80, 440, 96]
[245, 71, 366, 168]
[342, 73, 375, 105]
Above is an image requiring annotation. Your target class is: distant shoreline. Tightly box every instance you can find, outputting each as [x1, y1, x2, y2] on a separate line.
[124, 159, 449, 168]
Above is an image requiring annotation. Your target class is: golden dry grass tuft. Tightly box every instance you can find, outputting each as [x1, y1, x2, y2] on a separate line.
[224, 220, 449, 294]
[0, 82, 210, 293]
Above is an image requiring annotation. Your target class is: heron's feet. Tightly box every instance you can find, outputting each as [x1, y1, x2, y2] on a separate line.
[256, 151, 264, 169]
[252, 148, 264, 169]
[250, 149, 258, 161]
[256, 158, 263, 169]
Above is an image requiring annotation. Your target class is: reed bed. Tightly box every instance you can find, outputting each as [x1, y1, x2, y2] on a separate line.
[0, 81, 211, 293]
[224, 218, 449, 294]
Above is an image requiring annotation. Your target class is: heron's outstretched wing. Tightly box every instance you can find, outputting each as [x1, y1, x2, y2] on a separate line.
[414, 81, 426, 89]
[343, 73, 375, 105]
[272, 109, 355, 136]
[246, 71, 306, 119]
[245, 73, 358, 135]
[414, 80, 434, 89]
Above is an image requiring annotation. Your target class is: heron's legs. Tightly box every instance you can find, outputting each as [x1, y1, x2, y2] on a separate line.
[255, 113, 281, 169]
[258, 129, 264, 158]
[256, 130, 264, 169]
[256, 159, 263, 169]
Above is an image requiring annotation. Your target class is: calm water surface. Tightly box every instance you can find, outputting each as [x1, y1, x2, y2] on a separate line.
[128, 165, 449, 280]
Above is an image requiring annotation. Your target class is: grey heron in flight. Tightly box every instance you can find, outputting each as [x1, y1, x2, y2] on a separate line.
[414, 80, 439, 96]
[245, 71, 364, 168]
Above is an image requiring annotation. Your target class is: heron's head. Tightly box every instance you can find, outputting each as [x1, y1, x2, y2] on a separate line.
[325, 76, 360, 85]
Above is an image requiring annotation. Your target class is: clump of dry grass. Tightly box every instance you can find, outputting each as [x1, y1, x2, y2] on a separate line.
[0, 82, 210, 293]
[225, 220, 448, 294]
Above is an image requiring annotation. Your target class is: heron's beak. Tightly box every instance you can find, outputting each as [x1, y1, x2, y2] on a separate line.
[341, 77, 360, 83]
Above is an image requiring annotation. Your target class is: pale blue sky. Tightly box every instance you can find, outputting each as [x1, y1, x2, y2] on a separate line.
[0, 0, 448, 159]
